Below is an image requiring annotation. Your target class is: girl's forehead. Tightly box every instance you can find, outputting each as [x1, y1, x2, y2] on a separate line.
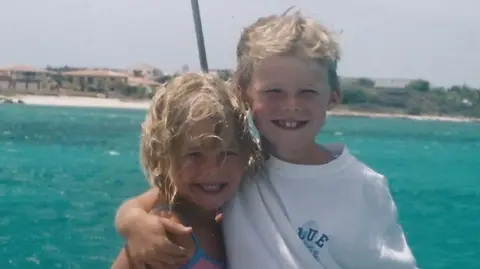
[185, 117, 234, 136]
[182, 118, 239, 149]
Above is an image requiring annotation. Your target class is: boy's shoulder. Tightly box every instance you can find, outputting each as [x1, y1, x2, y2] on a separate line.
[348, 156, 396, 218]
[327, 144, 392, 204]
[326, 143, 387, 184]
[354, 158, 388, 187]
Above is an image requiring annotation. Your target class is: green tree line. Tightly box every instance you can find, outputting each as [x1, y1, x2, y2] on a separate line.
[342, 78, 480, 117]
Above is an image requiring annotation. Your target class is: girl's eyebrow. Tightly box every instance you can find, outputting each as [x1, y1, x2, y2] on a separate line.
[182, 142, 201, 152]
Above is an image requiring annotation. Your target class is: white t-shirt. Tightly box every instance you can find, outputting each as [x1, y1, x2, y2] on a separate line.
[223, 144, 418, 269]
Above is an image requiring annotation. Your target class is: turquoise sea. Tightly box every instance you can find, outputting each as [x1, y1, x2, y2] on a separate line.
[1, 105, 479, 269]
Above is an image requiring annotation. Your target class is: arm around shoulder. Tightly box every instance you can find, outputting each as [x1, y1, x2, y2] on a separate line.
[115, 188, 159, 238]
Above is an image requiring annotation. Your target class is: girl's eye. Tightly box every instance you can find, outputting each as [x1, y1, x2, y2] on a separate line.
[187, 152, 202, 158]
[219, 150, 239, 159]
[217, 150, 240, 164]
[225, 150, 239, 156]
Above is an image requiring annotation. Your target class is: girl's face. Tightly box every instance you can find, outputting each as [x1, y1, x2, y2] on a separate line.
[246, 55, 336, 163]
[173, 118, 245, 211]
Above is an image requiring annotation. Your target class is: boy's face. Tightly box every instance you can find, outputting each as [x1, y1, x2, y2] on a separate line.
[247, 55, 336, 160]
[174, 118, 245, 211]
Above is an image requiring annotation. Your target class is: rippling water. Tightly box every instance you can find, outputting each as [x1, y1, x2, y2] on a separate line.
[1, 105, 479, 269]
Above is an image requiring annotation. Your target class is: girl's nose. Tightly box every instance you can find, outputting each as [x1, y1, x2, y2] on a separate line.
[202, 156, 220, 175]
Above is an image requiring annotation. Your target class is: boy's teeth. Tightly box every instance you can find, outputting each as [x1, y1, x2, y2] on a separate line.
[285, 121, 297, 128]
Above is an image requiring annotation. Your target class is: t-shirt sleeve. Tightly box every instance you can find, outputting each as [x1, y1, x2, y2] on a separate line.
[359, 174, 419, 269]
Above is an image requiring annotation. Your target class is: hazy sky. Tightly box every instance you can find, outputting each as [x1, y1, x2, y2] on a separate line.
[1, 0, 478, 87]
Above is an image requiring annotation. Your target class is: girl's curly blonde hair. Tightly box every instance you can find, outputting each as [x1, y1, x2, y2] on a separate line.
[140, 73, 261, 205]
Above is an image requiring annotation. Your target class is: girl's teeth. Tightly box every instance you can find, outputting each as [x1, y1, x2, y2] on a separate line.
[200, 184, 222, 191]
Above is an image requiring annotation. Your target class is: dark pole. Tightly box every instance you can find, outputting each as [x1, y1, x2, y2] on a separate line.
[190, 0, 209, 72]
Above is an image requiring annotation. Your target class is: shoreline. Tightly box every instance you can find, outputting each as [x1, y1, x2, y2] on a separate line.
[328, 110, 478, 123]
[3, 94, 479, 123]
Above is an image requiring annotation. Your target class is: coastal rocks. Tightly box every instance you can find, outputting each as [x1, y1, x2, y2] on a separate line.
[0, 96, 24, 104]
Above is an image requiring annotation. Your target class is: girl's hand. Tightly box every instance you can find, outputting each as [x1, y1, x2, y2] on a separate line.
[125, 212, 194, 268]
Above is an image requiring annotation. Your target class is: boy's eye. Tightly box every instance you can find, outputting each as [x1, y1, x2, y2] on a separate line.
[265, 88, 282, 93]
[301, 89, 318, 94]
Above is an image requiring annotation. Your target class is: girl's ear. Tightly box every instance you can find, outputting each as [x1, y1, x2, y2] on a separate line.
[328, 87, 341, 110]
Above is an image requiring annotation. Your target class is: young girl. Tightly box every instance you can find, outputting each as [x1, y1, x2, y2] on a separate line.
[114, 10, 418, 269]
[110, 73, 260, 269]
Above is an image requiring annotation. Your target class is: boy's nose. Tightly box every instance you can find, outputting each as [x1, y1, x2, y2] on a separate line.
[283, 96, 300, 112]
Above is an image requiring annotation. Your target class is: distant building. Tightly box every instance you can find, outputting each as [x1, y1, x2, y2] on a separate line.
[0, 65, 52, 90]
[128, 64, 163, 80]
[61, 69, 128, 91]
[0, 71, 12, 89]
[127, 76, 163, 95]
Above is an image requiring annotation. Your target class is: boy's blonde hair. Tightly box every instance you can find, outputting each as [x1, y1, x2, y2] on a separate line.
[140, 73, 261, 205]
[234, 8, 341, 95]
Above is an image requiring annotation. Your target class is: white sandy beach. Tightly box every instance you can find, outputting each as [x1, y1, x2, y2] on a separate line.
[4, 94, 478, 123]
[14, 95, 150, 110]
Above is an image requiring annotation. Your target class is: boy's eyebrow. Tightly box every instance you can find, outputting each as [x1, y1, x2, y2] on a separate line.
[258, 83, 321, 90]
[257, 83, 284, 90]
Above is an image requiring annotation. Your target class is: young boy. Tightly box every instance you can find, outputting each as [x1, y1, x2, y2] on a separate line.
[114, 10, 418, 269]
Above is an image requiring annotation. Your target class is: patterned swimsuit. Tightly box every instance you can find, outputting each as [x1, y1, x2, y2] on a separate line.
[149, 205, 225, 269]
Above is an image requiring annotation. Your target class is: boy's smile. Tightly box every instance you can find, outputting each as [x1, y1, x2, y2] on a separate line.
[271, 120, 309, 130]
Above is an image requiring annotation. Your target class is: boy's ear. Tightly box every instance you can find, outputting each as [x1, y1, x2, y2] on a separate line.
[328, 87, 341, 110]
